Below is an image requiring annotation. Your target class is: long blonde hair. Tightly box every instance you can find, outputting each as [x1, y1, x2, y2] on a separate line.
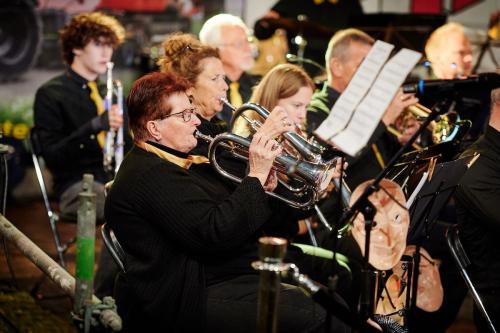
[233, 64, 315, 137]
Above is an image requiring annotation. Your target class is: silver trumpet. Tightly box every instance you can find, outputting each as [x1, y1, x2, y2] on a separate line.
[224, 99, 327, 163]
[103, 62, 124, 176]
[196, 130, 338, 209]
[223, 99, 352, 209]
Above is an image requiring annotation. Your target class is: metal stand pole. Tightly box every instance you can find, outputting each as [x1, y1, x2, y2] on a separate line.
[252, 237, 288, 333]
[74, 174, 96, 316]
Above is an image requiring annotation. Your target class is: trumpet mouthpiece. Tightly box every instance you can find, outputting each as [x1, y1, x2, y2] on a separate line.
[194, 130, 212, 143]
[220, 97, 236, 111]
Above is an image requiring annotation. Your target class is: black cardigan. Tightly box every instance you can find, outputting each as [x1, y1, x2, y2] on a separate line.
[106, 145, 272, 332]
[455, 125, 500, 290]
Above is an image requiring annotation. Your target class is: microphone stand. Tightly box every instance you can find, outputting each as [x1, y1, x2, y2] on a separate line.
[336, 97, 452, 322]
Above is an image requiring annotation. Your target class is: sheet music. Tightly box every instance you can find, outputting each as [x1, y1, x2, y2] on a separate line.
[332, 48, 422, 156]
[315, 40, 394, 139]
[406, 171, 428, 208]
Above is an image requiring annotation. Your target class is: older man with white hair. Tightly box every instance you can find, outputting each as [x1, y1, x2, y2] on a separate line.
[423, 22, 489, 140]
[425, 22, 473, 80]
[199, 13, 259, 124]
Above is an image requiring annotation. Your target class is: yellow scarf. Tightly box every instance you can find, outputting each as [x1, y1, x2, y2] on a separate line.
[137, 141, 209, 169]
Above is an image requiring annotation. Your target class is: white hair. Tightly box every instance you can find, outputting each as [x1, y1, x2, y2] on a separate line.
[199, 14, 249, 46]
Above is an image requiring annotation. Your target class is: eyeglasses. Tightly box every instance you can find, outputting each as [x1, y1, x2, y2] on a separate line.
[161, 108, 197, 122]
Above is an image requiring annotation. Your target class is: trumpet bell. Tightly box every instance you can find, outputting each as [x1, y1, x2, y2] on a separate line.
[395, 103, 462, 147]
[197, 130, 337, 209]
[206, 101, 347, 209]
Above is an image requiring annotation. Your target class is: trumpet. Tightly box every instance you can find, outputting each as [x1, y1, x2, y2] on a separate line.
[228, 100, 352, 204]
[103, 62, 124, 176]
[393, 102, 461, 147]
[199, 100, 353, 209]
[224, 99, 335, 164]
[195, 130, 337, 209]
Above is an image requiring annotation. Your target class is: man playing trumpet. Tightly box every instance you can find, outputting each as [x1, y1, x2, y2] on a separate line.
[33, 12, 131, 297]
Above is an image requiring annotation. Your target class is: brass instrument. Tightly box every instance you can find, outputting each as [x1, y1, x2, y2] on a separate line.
[228, 100, 352, 203]
[196, 101, 351, 209]
[394, 103, 461, 147]
[195, 130, 336, 209]
[225, 100, 336, 165]
[103, 62, 124, 175]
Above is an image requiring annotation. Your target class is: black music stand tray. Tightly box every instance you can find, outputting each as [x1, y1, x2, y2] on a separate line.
[406, 156, 470, 244]
[401, 156, 471, 326]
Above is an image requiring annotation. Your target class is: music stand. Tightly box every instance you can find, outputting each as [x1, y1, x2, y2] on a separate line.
[335, 98, 453, 323]
[407, 157, 469, 244]
[402, 156, 472, 326]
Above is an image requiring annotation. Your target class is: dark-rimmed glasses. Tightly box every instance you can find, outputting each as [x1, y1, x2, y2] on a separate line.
[161, 108, 196, 122]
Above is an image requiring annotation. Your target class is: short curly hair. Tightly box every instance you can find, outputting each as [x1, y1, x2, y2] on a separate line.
[157, 33, 219, 84]
[60, 12, 125, 65]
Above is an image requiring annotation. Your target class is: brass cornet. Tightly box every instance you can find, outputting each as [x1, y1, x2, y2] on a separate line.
[225, 100, 336, 165]
[393, 103, 461, 147]
[198, 100, 350, 209]
[195, 130, 337, 209]
[103, 62, 124, 176]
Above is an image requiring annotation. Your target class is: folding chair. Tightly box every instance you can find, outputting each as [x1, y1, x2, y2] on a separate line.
[446, 224, 497, 333]
[100, 223, 126, 274]
[29, 128, 75, 268]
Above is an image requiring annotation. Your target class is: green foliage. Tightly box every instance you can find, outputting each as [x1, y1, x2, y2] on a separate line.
[0, 97, 33, 140]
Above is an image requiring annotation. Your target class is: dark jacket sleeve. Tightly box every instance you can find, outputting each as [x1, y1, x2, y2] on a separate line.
[132, 165, 272, 255]
[33, 85, 108, 167]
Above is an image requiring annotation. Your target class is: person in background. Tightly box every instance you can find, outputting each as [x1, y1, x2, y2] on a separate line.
[425, 22, 472, 80]
[306, 28, 418, 190]
[158, 33, 291, 158]
[199, 13, 259, 124]
[233, 63, 315, 137]
[158, 33, 228, 143]
[455, 87, 500, 332]
[424, 22, 489, 141]
[106, 71, 351, 333]
[254, 0, 364, 77]
[33, 12, 131, 299]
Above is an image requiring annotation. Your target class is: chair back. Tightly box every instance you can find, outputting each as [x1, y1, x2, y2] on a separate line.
[29, 128, 55, 221]
[101, 223, 126, 274]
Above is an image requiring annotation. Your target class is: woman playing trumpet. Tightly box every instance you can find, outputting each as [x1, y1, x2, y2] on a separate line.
[158, 33, 295, 155]
[106, 71, 350, 332]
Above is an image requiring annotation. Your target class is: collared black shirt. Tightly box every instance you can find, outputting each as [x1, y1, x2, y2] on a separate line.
[33, 68, 131, 196]
[455, 125, 500, 290]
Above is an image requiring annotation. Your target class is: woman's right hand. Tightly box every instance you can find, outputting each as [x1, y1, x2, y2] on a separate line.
[248, 132, 282, 187]
[258, 106, 295, 139]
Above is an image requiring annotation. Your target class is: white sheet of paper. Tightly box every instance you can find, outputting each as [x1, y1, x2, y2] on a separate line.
[314, 40, 394, 140]
[331, 48, 422, 156]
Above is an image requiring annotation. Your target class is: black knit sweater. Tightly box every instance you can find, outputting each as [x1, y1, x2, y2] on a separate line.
[105, 144, 272, 332]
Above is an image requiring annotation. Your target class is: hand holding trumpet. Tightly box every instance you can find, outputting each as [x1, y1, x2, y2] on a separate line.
[383, 89, 419, 126]
[257, 106, 295, 139]
[108, 104, 124, 131]
[248, 131, 282, 189]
